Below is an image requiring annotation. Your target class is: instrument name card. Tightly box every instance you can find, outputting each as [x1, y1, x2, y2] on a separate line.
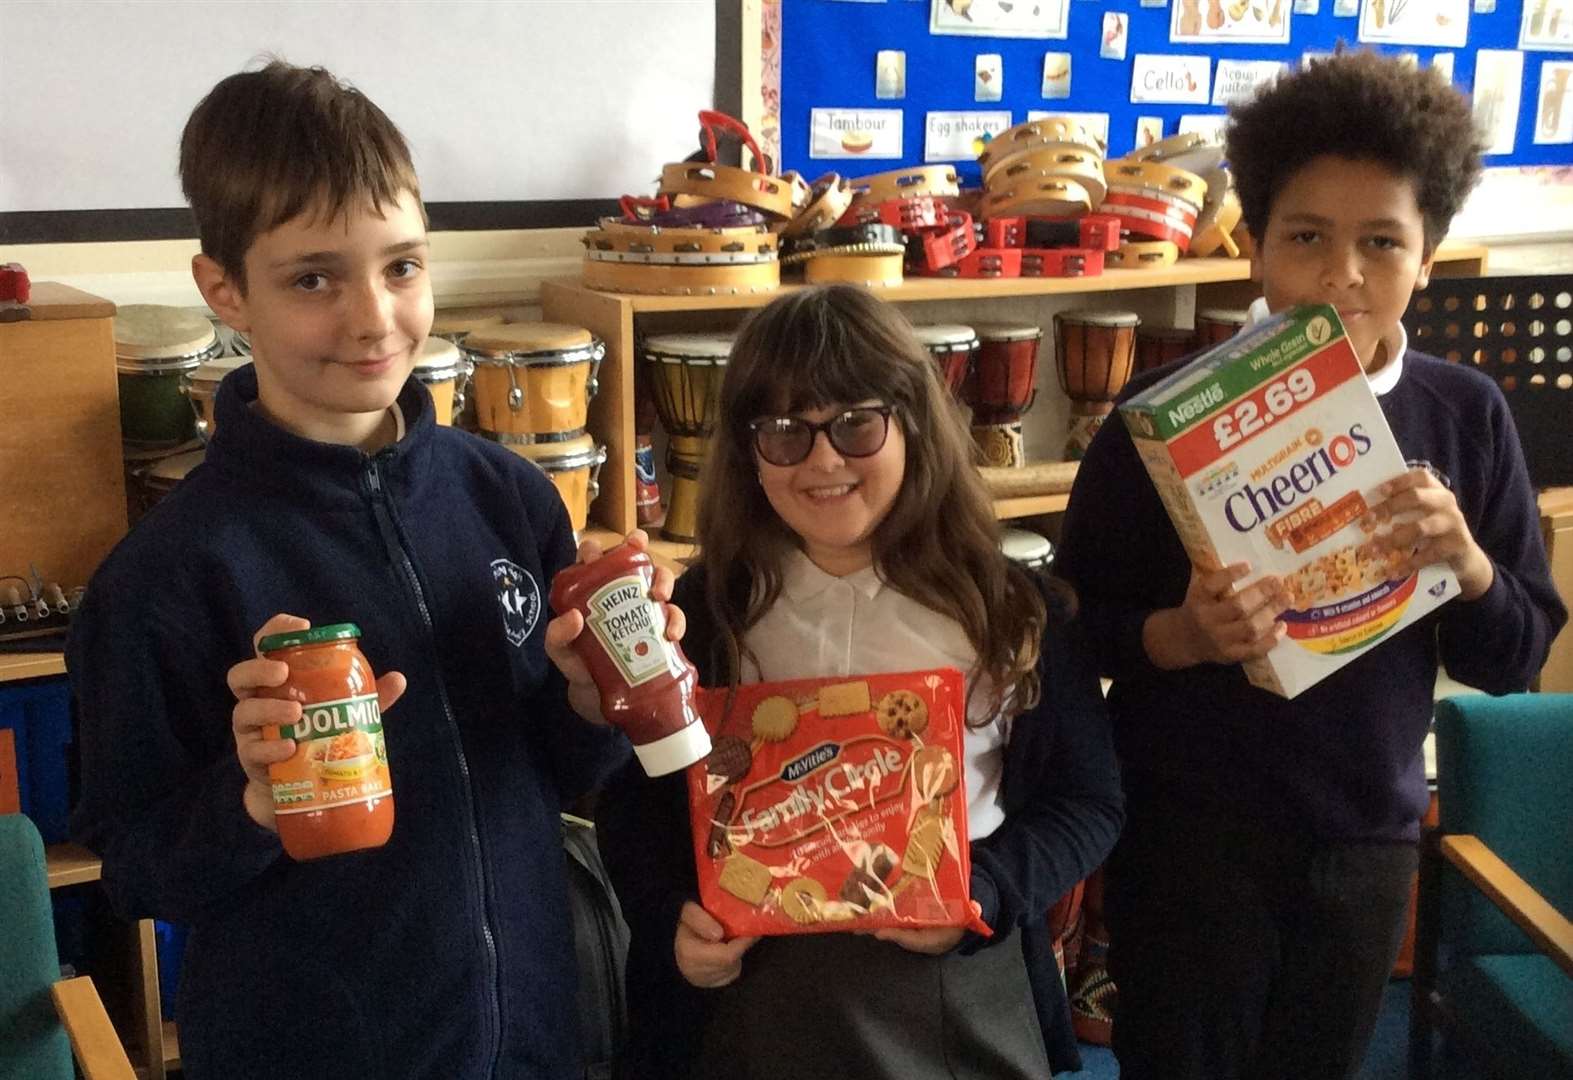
[810, 109, 904, 160]
[1129, 54, 1212, 105]
[1211, 60, 1291, 107]
[924, 110, 1012, 162]
[1119, 306, 1459, 698]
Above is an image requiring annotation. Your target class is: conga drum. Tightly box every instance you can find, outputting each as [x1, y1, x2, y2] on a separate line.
[115, 305, 224, 448]
[966, 321, 1043, 468]
[466, 323, 604, 444]
[911, 323, 979, 397]
[1000, 526, 1056, 577]
[1054, 310, 1139, 460]
[412, 336, 472, 427]
[1133, 326, 1196, 376]
[127, 446, 205, 525]
[1194, 308, 1249, 348]
[643, 332, 733, 543]
[510, 432, 607, 536]
[180, 355, 250, 443]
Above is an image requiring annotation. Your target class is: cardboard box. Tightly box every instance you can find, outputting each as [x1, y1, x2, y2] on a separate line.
[1119, 304, 1458, 697]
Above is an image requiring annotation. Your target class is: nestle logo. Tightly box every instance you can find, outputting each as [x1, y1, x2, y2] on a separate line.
[1167, 383, 1224, 427]
[780, 743, 839, 782]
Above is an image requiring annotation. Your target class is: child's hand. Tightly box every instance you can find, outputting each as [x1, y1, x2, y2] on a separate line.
[227, 613, 407, 831]
[1364, 468, 1494, 601]
[544, 529, 687, 727]
[1146, 563, 1290, 669]
[871, 909, 974, 955]
[674, 901, 757, 988]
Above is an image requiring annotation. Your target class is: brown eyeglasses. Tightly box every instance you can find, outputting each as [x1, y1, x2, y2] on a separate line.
[748, 405, 895, 467]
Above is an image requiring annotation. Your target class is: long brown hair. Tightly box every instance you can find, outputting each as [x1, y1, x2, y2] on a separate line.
[694, 285, 1048, 724]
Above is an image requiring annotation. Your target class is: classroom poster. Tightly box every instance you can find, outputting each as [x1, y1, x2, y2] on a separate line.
[1131, 54, 1213, 103]
[1534, 61, 1573, 143]
[1473, 49, 1526, 155]
[1171, 0, 1293, 44]
[930, 0, 1070, 38]
[810, 108, 904, 159]
[1357, 0, 1469, 47]
[1519, 1, 1573, 50]
[1212, 59, 1290, 105]
[925, 110, 1012, 160]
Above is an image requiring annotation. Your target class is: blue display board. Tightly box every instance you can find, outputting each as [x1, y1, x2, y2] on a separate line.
[780, 0, 1573, 180]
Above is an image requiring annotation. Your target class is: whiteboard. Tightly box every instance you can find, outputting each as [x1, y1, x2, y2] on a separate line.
[0, 0, 715, 213]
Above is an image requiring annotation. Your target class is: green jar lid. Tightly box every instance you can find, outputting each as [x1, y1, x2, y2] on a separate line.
[257, 623, 361, 654]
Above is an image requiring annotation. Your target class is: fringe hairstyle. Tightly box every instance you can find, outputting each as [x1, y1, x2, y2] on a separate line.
[693, 285, 1051, 725]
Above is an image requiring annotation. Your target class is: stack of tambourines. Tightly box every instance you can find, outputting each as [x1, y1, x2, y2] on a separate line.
[1102, 131, 1246, 268]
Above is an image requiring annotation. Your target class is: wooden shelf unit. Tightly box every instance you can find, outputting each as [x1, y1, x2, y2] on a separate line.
[541, 243, 1490, 540]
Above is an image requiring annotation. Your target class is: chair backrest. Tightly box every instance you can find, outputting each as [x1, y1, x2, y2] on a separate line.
[0, 813, 73, 1080]
[1434, 693, 1573, 957]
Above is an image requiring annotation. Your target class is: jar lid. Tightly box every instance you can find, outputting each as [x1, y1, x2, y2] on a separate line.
[258, 623, 361, 653]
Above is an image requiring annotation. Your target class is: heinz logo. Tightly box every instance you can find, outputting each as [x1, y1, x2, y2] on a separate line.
[781, 742, 840, 782]
[1223, 423, 1374, 532]
[1168, 383, 1225, 428]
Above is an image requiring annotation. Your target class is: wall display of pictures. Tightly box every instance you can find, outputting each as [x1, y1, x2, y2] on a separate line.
[1103, 12, 1132, 59]
[1179, 113, 1231, 142]
[930, 0, 1070, 38]
[1534, 60, 1573, 143]
[1473, 49, 1526, 155]
[1135, 115, 1165, 148]
[810, 108, 904, 159]
[1357, 0, 1469, 47]
[975, 53, 1004, 100]
[1171, 0, 1293, 44]
[1519, 1, 1573, 50]
[876, 50, 906, 99]
[1474, 0, 1496, 11]
[1042, 52, 1073, 97]
[925, 109, 1012, 161]
[1294, 0, 1321, 11]
[1432, 51, 1456, 79]
[1334, 0, 1359, 15]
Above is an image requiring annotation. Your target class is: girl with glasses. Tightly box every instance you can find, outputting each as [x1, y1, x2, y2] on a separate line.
[586, 284, 1123, 1080]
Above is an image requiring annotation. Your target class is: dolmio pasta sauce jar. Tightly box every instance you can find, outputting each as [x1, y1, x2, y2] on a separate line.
[259, 623, 394, 860]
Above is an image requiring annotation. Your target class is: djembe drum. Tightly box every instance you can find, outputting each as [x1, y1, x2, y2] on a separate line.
[512, 432, 607, 536]
[412, 336, 472, 427]
[1054, 310, 1139, 460]
[114, 305, 225, 448]
[180, 355, 250, 442]
[1000, 526, 1056, 578]
[911, 323, 979, 397]
[644, 332, 733, 543]
[1133, 326, 1195, 376]
[466, 323, 604, 445]
[1194, 308, 1249, 348]
[966, 321, 1043, 468]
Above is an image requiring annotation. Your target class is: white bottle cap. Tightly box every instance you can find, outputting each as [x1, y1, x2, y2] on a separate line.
[632, 720, 713, 778]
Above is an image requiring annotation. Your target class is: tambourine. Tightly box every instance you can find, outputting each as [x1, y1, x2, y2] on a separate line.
[1020, 248, 1104, 278]
[918, 247, 1021, 279]
[1023, 214, 1122, 253]
[847, 165, 961, 207]
[803, 252, 905, 287]
[980, 177, 1092, 220]
[583, 259, 781, 295]
[838, 195, 949, 231]
[583, 224, 778, 261]
[912, 212, 976, 271]
[978, 117, 1105, 179]
[779, 170, 814, 212]
[617, 195, 769, 230]
[1106, 240, 1181, 269]
[1128, 131, 1226, 177]
[659, 162, 796, 221]
[780, 173, 855, 238]
[1189, 192, 1243, 258]
[986, 147, 1107, 207]
[779, 223, 904, 264]
[1103, 160, 1208, 211]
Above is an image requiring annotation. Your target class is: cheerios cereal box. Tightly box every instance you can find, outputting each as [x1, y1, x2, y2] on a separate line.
[686, 668, 991, 938]
[1118, 304, 1459, 698]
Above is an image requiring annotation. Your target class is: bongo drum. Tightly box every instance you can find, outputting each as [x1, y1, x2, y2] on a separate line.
[1000, 526, 1056, 576]
[412, 336, 472, 427]
[115, 305, 224, 448]
[911, 324, 979, 397]
[466, 323, 604, 443]
[429, 311, 505, 346]
[966, 321, 1043, 468]
[643, 332, 734, 543]
[180, 355, 250, 443]
[127, 446, 205, 525]
[1194, 308, 1250, 348]
[226, 327, 252, 356]
[509, 432, 607, 536]
[1053, 310, 1139, 460]
[1133, 326, 1196, 376]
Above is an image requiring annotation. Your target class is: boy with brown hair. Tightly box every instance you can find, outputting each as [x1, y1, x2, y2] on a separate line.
[68, 61, 631, 1079]
[1058, 50, 1566, 1079]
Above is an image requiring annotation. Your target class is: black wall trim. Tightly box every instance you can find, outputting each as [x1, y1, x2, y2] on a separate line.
[0, 199, 623, 245]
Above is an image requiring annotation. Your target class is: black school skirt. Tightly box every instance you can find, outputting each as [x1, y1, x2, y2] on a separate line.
[693, 928, 1051, 1080]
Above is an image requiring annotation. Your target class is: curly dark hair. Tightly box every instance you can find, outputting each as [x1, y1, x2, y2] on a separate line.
[1226, 49, 1482, 252]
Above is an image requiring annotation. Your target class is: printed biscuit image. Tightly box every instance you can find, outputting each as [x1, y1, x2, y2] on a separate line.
[704, 734, 753, 793]
[875, 689, 929, 739]
[817, 680, 872, 718]
[708, 790, 738, 858]
[890, 811, 948, 903]
[910, 745, 959, 801]
[718, 852, 773, 907]
[781, 877, 829, 925]
[750, 694, 799, 751]
[839, 844, 900, 911]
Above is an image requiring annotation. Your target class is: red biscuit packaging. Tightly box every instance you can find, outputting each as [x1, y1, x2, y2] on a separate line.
[686, 669, 992, 939]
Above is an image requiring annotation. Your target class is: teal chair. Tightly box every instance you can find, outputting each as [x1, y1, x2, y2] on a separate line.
[1411, 694, 1573, 1080]
[0, 814, 135, 1080]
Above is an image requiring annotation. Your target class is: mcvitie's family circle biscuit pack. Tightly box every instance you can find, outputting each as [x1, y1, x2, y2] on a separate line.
[1119, 304, 1459, 698]
[686, 669, 991, 939]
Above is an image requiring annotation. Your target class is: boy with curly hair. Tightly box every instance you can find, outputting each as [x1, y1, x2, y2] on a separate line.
[1057, 50, 1566, 1080]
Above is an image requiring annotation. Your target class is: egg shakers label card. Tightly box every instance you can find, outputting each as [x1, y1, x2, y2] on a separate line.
[687, 669, 989, 938]
[1120, 305, 1458, 698]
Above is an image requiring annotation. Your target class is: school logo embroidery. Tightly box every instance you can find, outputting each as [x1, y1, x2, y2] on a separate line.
[491, 559, 542, 648]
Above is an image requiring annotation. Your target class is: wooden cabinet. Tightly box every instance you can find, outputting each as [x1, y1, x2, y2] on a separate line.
[1539, 487, 1573, 693]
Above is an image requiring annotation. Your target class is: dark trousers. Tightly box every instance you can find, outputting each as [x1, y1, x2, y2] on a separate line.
[1106, 790, 1418, 1080]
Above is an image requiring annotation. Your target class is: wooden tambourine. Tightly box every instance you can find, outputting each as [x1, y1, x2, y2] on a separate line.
[846, 165, 961, 207]
[986, 147, 1107, 207]
[582, 224, 778, 262]
[658, 163, 796, 221]
[1103, 160, 1208, 212]
[1189, 192, 1243, 258]
[803, 252, 905, 288]
[780, 170, 814, 212]
[1128, 132, 1226, 177]
[781, 173, 854, 237]
[980, 177, 1092, 220]
[1106, 241, 1181, 269]
[583, 259, 781, 295]
[978, 117, 1105, 180]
